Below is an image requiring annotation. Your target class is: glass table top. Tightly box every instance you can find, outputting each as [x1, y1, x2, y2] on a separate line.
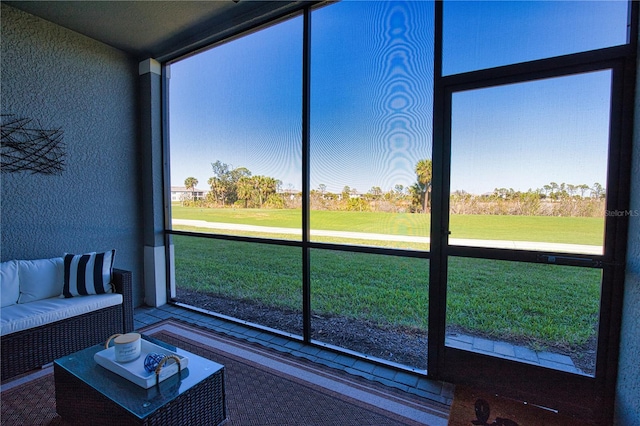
[54, 335, 224, 420]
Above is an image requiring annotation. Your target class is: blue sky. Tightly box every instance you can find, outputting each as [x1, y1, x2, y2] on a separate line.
[169, 0, 627, 195]
[450, 70, 613, 194]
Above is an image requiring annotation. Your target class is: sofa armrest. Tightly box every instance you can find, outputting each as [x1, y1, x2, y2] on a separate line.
[113, 269, 134, 333]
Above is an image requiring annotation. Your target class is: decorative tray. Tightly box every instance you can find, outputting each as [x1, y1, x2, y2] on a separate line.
[94, 339, 189, 388]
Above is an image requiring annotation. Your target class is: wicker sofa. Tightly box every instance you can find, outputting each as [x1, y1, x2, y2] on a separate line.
[0, 255, 133, 380]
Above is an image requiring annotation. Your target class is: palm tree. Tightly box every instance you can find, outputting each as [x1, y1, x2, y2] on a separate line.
[184, 177, 198, 190]
[578, 184, 590, 198]
[228, 166, 252, 205]
[184, 177, 198, 201]
[549, 182, 559, 200]
[237, 176, 253, 208]
[208, 176, 225, 205]
[341, 186, 351, 201]
[415, 159, 432, 213]
[253, 176, 277, 206]
[591, 182, 605, 199]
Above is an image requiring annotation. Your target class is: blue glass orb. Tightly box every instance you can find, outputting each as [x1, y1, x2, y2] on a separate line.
[144, 352, 166, 373]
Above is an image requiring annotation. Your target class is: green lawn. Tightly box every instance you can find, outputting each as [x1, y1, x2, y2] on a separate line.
[171, 206, 602, 350]
[449, 214, 602, 245]
[173, 234, 601, 349]
[173, 206, 303, 228]
[171, 206, 604, 246]
[447, 257, 600, 347]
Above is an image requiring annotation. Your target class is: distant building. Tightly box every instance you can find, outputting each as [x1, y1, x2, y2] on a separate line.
[278, 188, 300, 200]
[170, 186, 208, 202]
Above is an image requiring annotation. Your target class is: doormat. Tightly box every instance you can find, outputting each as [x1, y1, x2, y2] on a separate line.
[447, 385, 586, 426]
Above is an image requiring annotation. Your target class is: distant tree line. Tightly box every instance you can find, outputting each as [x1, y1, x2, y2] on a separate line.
[451, 182, 606, 217]
[179, 159, 605, 217]
[199, 160, 283, 208]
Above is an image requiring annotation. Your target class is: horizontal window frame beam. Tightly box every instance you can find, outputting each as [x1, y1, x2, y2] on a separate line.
[442, 45, 633, 93]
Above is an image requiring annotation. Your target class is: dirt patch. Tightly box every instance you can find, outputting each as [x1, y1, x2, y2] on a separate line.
[174, 288, 429, 369]
[173, 288, 595, 375]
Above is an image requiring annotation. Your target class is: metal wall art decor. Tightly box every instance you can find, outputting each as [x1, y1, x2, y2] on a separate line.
[1, 114, 66, 175]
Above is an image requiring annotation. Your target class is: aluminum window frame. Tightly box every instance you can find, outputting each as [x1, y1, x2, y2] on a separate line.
[161, 2, 638, 422]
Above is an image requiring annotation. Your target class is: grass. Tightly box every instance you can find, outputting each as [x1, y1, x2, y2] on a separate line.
[449, 214, 602, 245]
[446, 257, 600, 346]
[175, 235, 303, 310]
[173, 234, 601, 349]
[171, 206, 604, 246]
[172, 206, 302, 228]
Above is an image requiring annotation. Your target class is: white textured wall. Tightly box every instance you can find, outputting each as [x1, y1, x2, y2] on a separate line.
[614, 17, 640, 425]
[1, 4, 144, 305]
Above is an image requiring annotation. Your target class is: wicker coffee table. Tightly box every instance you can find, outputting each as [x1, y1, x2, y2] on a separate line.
[54, 336, 226, 425]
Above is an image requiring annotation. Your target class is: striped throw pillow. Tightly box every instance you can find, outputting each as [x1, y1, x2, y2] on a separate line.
[62, 250, 116, 298]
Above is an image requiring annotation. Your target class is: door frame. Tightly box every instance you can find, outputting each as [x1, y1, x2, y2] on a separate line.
[427, 3, 637, 420]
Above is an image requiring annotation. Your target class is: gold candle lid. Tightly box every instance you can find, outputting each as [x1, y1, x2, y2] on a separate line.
[113, 332, 140, 344]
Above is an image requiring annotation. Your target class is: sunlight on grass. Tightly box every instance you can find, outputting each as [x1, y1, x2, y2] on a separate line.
[310, 249, 429, 328]
[173, 235, 601, 349]
[449, 214, 603, 245]
[447, 257, 600, 346]
[174, 235, 302, 309]
[171, 206, 603, 245]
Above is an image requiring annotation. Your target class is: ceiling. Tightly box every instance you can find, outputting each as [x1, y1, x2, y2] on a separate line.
[5, 1, 310, 61]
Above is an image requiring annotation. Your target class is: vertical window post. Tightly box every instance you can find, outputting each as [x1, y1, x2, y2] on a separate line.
[140, 58, 168, 307]
[302, 7, 312, 342]
[428, 0, 445, 377]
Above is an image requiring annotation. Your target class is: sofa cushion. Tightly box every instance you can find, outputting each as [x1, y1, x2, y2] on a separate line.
[1, 260, 20, 308]
[62, 250, 115, 298]
[0, 293, 123, 336]
[17, 258, 64, 304]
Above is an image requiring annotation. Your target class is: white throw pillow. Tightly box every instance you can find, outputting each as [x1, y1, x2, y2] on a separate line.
[62, 250, 116, 298]
[17, 257, 64, 304]
[1, 260, 20, 307]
